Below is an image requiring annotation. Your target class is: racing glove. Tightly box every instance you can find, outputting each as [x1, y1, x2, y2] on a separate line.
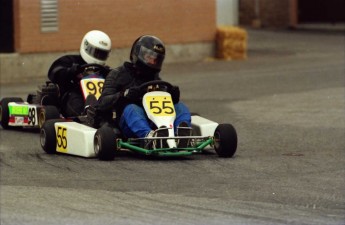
[124, 86, 142, 101]
[170, 85, 180, 104]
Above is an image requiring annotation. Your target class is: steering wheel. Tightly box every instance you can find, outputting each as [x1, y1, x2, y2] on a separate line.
[80, 63, 108, 77]
[138, 80, 173, 93]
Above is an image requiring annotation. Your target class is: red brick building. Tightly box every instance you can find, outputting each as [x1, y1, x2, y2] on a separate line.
[1, 0, 344, 53]
[1, 0, 216, 53]
[0, 0, 344, 83]
[0, 0, 219, 83]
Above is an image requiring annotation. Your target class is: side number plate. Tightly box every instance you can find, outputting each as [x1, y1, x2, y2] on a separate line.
[56, 125, 68, 153]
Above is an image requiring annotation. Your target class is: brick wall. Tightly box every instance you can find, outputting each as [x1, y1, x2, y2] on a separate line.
[260, 0, 289, 27]
[13, 0, 216, 53]
[239, 0, 290, 28]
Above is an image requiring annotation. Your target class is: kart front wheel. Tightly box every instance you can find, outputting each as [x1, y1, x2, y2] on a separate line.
[40, 119, 65, 154]
[0, 97, 24, 129]
[214, 123, 237, 158]
[94, 125, 118, 161]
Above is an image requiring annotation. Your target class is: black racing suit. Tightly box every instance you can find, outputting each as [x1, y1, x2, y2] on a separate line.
[95, 62, 161, 124]
[48, 54, 109, 117]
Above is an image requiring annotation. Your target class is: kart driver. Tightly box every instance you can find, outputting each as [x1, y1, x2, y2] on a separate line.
[94, 35, 191, 146]
[47, 30, 112, 117]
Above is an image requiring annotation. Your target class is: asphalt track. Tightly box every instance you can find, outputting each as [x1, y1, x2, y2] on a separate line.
[1, 28, 344, 225]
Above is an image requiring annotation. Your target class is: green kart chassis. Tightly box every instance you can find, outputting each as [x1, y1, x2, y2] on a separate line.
[119, 136, 214, 157]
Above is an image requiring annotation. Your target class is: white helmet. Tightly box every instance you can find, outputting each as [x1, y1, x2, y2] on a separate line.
[80, 30, 111, 65]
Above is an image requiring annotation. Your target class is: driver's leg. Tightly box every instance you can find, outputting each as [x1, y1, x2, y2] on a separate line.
[119, 104, 152, 138]
[174, 102, 192, 148]
[62, 89, 84, 117]
[174, 102, 191, 132]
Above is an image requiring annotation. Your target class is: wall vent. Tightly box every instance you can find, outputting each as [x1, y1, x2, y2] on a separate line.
[41, 0, 58, 32]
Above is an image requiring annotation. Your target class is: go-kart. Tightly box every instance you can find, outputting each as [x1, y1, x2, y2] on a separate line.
[0, 64, 107, 130]
[39, 80, 238, 160]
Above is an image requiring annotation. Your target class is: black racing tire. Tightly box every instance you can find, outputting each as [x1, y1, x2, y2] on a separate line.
[94, 124, 118, 161]
[0, 97, 24, 129]
[38, 105, 60, 129]
[214, 123, 237, 158]
[40, 119, 65, 154]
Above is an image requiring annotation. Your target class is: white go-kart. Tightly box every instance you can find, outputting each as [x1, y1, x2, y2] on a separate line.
[0, 63, 106, 130]
[40, 81, 238, 160]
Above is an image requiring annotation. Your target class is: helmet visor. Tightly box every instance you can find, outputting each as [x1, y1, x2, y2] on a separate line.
[85, 43, 110, 61]
[138, 45, 164, 70]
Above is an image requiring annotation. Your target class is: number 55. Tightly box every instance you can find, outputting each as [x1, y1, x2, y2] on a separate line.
[150, 100, 174, 115]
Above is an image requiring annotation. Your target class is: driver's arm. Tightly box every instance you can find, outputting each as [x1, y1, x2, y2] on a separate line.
[48, 56, 81, 85]
[96, 69, 126, 112]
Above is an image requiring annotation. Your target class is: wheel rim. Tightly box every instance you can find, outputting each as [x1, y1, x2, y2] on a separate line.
[38, 111, 46, 128]
[40, 129, 47, 148]
[214, 131, 221, 150]
[94, 135, 101, 156]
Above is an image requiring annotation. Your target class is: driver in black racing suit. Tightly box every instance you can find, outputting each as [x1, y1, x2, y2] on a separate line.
[94, 35, 191, 147]
[47, 30, 112, 117]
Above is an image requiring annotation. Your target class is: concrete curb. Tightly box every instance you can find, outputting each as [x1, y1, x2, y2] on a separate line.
[0, 42, 215, 84]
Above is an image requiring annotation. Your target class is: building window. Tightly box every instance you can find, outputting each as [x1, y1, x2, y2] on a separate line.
[41, 0, 58, 32]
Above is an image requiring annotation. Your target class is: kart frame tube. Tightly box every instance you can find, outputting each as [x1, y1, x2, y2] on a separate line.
[118, 137, 214, 156]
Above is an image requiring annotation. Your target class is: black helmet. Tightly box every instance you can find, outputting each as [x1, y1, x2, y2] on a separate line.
[130, 35, 165, 72]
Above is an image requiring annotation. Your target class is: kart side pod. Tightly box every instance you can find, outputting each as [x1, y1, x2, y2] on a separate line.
[191, 115, 219, 137]
[40, 120, 97, 157]
[191, 115, 238, 158]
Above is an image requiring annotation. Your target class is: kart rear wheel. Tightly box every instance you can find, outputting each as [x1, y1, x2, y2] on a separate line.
[38, 105, 60, 129]
[0, 97, 24, 129]
[94, 125, 118, 161]
[40, 119, 65, 154]
[214, 123, 237, 158]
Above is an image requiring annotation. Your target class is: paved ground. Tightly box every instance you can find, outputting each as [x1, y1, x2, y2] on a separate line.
[0, 28, 344, 225]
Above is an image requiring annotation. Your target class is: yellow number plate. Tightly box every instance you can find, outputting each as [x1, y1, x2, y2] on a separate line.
[144, 95, 175, 116]
[80, 78, 104, 100]
[56, 125, 68, 153]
